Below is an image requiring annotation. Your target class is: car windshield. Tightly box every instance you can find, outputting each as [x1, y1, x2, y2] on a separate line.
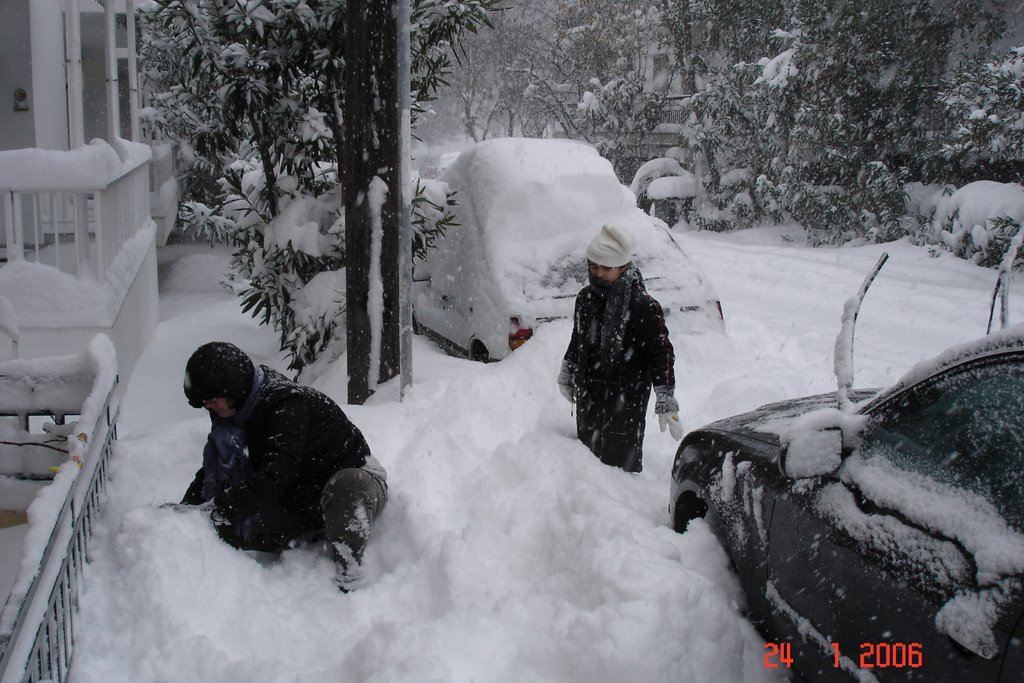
[860, 356, 1024, 530]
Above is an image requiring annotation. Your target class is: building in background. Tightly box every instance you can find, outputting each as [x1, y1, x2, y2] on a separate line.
[0, 0, 178, 393]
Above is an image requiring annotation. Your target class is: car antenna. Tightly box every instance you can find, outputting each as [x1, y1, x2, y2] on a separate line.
[986, 224, 1024, 334]
[834, 253, 889, 413]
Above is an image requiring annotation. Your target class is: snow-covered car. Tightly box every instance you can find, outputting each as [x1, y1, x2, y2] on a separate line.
[412, 137, 724, 362]
[669, 326, 1024, 682]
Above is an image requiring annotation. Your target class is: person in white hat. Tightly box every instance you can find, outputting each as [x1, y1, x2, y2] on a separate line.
[557, 224, 683, 473]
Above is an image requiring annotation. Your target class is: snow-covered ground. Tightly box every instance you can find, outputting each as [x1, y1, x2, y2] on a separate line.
[66, 226, 1024, 683]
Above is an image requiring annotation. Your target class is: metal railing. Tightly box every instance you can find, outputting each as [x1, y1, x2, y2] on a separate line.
[0, 344, 118, 683]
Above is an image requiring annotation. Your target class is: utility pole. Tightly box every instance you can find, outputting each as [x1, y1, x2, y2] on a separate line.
[344, 0, 412, 404]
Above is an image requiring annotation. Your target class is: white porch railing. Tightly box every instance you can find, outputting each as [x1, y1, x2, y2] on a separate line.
[0, 140, 158, 396]
[0, 140, 151, 281]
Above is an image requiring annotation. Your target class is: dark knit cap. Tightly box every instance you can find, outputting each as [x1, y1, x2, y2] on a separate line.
[183, 342, 255, 408]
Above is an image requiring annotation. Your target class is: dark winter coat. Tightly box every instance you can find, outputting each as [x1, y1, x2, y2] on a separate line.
[563, 266, 674, 472]
[183, 366, 371, 550]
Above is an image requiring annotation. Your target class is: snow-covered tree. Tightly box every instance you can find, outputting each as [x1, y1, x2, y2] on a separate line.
[939, 46, 1024, 179]
[448, 1, 671, 175]
[661, 0, 1008, 243]
[140, 0, 498, 374]
[565, 2, 670, 175]
[423, 5, 544, 142]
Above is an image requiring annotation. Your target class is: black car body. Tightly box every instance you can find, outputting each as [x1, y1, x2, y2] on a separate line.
[670, 326, 1024, 682]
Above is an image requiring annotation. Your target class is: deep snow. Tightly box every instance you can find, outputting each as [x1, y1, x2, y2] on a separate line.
[65, 225, 1024, 683]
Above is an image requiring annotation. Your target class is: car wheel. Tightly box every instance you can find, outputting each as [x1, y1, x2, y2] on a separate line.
[672, 489, 709, 533]
[470, 340, 490, 363]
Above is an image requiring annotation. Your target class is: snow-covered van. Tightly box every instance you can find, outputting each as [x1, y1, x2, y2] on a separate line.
[412, 137, 724, 362]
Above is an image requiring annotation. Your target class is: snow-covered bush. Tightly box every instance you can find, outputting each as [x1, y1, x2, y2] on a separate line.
[694, 167, 759, 232]
[929, 181, 1024, 267]
[629, 154, 697, 224]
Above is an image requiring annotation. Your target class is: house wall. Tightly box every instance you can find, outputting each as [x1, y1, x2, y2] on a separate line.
[0, 1, 36, 151]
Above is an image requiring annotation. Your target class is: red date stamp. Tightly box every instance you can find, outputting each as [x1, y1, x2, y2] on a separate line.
[764, 641, 923, 669]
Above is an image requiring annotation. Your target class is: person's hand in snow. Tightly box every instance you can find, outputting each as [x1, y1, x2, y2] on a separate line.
[557, 359, 575, 403]
[160, 500, 214, 513]
[209, 506, 230, 526]
[654, 386, 684, 440]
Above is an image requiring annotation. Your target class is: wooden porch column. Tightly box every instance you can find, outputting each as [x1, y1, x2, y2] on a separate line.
[125, 0, 141, 142]
[64, 0, 85, 148]
[104, 0, 121, 140]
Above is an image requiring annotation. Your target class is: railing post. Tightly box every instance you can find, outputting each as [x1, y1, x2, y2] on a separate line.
[12, 194, 24, 263]
[48, 194, 60, 271]
[2, 191, 23, 262]
[92, 190, 105, 279]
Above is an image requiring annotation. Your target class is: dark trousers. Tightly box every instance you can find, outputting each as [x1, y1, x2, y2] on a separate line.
[320, 468, 388, 573]
[576, 379, 650, 473]
[217, 467, 386, 556]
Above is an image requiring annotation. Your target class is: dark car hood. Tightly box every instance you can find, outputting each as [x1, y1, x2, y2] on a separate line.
[688, 389, 878, 446]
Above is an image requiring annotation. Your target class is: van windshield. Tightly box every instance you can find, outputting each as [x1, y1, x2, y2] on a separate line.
[539, 256, 588, 295]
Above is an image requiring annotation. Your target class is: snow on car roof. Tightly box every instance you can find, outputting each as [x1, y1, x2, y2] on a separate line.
[440, 138, 700, 309]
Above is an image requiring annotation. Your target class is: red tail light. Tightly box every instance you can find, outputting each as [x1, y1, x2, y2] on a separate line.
[508, 315, 533, 350]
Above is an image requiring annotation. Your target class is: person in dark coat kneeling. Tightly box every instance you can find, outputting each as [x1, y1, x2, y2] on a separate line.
[180, 341, 387, 591]
[558, 224, 684, 473]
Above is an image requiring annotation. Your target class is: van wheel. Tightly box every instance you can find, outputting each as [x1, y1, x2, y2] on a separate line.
[470, 341, 490, 363]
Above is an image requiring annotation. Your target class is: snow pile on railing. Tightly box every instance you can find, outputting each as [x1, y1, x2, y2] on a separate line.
[0, 139, 151, 192]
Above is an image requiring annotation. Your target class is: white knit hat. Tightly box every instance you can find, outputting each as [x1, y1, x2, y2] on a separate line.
[586, 224, 631, 268]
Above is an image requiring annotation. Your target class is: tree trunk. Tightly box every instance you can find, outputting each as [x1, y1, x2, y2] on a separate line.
[344, 0, 409, 404]
[344, 0, 376, 404]
[662, 0, 696, 95]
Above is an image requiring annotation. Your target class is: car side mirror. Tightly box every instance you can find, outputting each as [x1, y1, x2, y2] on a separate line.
[937, 588, 1003, 660]
[779, 428, 843, 479]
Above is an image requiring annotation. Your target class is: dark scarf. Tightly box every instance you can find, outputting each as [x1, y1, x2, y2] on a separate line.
[589, 264, 642, 368]
[201, 365, 265, 502]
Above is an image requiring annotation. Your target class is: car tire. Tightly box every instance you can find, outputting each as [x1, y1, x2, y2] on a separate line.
[672, 489, 709, 533]
[470, 340, 490, 363]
